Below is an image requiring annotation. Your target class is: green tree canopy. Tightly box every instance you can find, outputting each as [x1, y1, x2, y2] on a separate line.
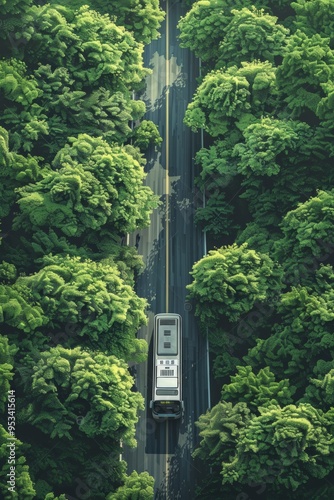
[16, 4, 149, 90]
[221, 365, 294, 412]
[16, 254, 147, 359]
[277, 30, 334, 118]
[13, 134, 158, 238]
[0, 126, 46, 217]
[187, 242, 282, 326]
[107, 470, 154, 500]
[222, 404, 334, 491]
[132, 120, 162, 151]
[245, 268, 334, 386]
[178, 0, 253, 64]
[216, 7, 289, 69]
[233, 117, 312, 177]
[0, 424, 35, 500]
[0, 282, 46, 333]
[19, 346, 144, 446]
[49, 0, 165, 45]
[194, 190, 239, 237]
[184, 61, 278, 137]
[193, 401, 251, 467]
[292, 0, 334, 42]
[301, 362, 334, 412]
[274, 189, 334, 284]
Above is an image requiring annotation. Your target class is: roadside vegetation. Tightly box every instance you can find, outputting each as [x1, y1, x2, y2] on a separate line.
[0, 0, 164, 498]
[179, 0, 334, 498]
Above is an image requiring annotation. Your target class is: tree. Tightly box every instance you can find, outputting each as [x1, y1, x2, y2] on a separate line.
[301, 361, 334, 412]
[245, 268, 334, 386]
[276, 30, 334, 118]
[0, 336, 16, 412]
[0, 126, 46, 217]
[0, 424, 35, 500]
[14, 4, 149, 90]
[195, 133, 241, 189]
[233, 117, 312, 177]
[178, 0, 253, 64]
[187, 243, 282, 326]
[132, 120, 162, 151]
[0, 282, 46, 334]
[107, 471, 154, 500]
[194, 190, 239, 237]
[273, 189, 334, 284]
[18, 346, 144, 445]
[238, 139, 334, 234]
[292, 0, 334, 41]
[48, 0, 165, 45]
[16, 254, 147, 359]
[0, 261, 17, 285]
[222, 404, 334, 491]
[13, 134, 158, 238]
[30, 68, 138, 151]
[184, 61, 278, 137]
[236, 222, 279, 254]
[216, 7, 289, 69]
[1, 5, 150, 159]
[193, 401, 251, 468]
[222, 365, 294, 412]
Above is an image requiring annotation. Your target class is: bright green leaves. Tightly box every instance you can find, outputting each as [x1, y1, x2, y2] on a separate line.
[17, 254, 147, 359]
[132, 120, 162, 151]
[0, 0, 157, 497]
[0, 424, 36, 500]
[19, 4, 149, 90]
[72, 5, 149, 88]
[107, 471, 155, 500]
[0, 126, 45, 217]
[292, 0, 334, 41]
[181, 1, 334, 497]
[60, 0, 166, 45]
[222, 404, 334, 490]
[0, 336, 16, 413]
[234, 117, 312, 176]
[14, 134, 158, 237]
[193, 401, 252, 467]
[20, 346, 144, 445]
[0, 283, 46, 333]
[245, 271, 334, 385]
[217, 7, 289, 69]
[184, 68, 250, 136]
[0, 59, 40, 106]
[274, 189, 334, 282]
[91, 0, 165, 45]
[302, 363, 334, 411]
[222, 366, 294, 411]
[187, 243, 282, 325]
[178, 0, 253, 64]
[184, 62, 277, 137]
[277, 30, 334, 116]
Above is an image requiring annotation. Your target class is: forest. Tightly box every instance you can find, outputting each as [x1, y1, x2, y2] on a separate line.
[179, 0, 334, 498]
[0, 0, 164, 498]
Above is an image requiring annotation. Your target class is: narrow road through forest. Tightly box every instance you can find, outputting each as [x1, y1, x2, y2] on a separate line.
[124, 1, 210, 499]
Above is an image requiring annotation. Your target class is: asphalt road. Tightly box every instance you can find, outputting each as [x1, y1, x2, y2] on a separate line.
[124, 2, 210, 498]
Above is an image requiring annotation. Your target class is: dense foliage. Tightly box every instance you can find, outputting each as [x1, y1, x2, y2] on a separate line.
[0, 0, 161, 497]
[180, 0, 334, 498]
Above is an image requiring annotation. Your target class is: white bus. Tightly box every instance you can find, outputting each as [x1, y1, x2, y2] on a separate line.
[150, 313, 183, 420]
